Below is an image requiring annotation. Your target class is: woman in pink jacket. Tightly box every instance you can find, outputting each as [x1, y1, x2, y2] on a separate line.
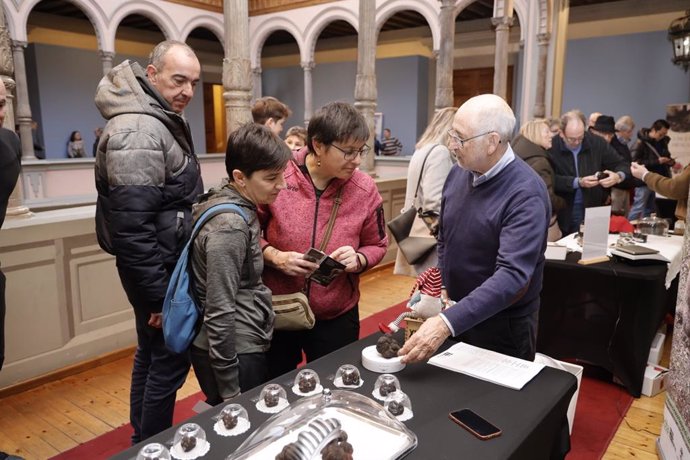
[259, 102, 389, 378]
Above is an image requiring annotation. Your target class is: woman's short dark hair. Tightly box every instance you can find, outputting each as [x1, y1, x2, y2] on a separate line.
[307, 102, 370, 153]
[69, 131, 80, 141]
[225, 123, 292, 180]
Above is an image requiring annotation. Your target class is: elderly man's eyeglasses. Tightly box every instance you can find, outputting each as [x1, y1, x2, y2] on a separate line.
[330, 143, 370, 160]
[564, 135, 584, 144]
[447, 130, 496, 148]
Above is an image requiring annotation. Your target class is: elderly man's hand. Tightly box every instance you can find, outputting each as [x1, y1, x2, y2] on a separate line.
[630, 162, 648, 180]
[598, 170, 621, 188]
[398, 316, 451, 364]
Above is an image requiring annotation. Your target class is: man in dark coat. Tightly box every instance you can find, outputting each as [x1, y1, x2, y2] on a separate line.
[0, 79, 21, 375]
[549, 110, 629, 235]
[589, 115, 636, 216]
[94, 40, 203, 444]
[628, 119, 674, 221]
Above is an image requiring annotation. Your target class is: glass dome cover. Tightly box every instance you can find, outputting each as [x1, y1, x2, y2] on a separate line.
[227, 388, 417, 459]
[636, 214, 669, 236]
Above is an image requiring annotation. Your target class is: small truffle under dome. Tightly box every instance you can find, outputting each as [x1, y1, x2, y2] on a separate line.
[136, 442, 171, 460]
[292, 368, 323, 396]
[373, 374, 402, 401]
[256, 383, 289, 413]
[334, 364, 364, 388]
[170, 423, 210, 459]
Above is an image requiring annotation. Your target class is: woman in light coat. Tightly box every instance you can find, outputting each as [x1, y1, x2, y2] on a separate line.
[394, 107, 456, 276]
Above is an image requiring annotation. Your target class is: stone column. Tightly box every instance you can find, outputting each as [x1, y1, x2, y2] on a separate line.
[252, 66, 262, 100]
[302, 61, 314, 125]
[533, 33, 550, 118]
[435, 0, 455, 110]
[11, 40, 35, 159]
[354, 0, 377, 175]
[99, 50, 115, 76]
[0, 9, 30, 216]
[223, 0, 253, 136]
[491, 15, 514, 100]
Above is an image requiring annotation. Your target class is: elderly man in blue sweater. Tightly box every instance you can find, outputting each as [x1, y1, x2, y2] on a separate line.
[399, 94, 550, 363]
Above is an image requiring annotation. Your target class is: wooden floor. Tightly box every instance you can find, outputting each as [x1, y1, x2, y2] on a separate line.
[0, 265, 667, 459]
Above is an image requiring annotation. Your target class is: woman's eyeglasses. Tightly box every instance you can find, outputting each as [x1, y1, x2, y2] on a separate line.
[330, 143, 370, 160]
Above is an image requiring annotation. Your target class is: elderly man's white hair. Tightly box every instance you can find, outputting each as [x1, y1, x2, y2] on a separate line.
[459, 94, 515, 143]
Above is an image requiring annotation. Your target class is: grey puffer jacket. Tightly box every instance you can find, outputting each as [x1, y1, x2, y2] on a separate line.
[191, 185, 274, 400]
[94, 60, 203, 314]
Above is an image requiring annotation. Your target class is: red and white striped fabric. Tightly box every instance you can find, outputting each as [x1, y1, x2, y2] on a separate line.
[410, 267, 442, 298]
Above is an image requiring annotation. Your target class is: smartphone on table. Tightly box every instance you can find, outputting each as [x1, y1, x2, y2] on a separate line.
[449, 409, 502, 440]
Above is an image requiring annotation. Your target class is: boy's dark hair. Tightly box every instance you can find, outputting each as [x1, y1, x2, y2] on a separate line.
[651, 119, 670, 132]
[251, 97, 291, 125]
[307, 102, 369, 153]
[226, 123, 292, 179]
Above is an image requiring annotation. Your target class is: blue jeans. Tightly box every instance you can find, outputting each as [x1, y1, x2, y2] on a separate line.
[628, 186, 656, 221]
[130, 308, 190, 444]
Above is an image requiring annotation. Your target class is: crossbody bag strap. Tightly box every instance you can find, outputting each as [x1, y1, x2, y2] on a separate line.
[412, 144, 438, 207]
[319, 186, 344, 252]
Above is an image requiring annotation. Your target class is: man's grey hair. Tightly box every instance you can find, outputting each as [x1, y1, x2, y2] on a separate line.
[615, 115, 635, 132]
[467, 96, 515, 142]
[560, 110, 586, 132]
[148, 40, 196, 70]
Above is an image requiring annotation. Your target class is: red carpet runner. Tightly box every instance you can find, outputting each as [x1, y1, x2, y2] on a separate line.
[51, 301, 632, 459]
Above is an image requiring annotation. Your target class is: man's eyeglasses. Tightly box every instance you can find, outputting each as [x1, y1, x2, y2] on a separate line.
[330, 143, 370, 160]
[447, 130, 496, 148]
[564, 135, 584, 144]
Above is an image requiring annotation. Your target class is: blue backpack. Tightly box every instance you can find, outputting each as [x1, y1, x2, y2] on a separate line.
[162, 203, 248, 354]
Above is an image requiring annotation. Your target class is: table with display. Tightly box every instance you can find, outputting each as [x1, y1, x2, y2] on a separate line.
[537, 234, 682, 397]
[114, 333, 577, 460]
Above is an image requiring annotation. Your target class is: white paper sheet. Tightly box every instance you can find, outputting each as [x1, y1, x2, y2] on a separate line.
[427, 342, 545, 390]
[582, 205, 611, 261]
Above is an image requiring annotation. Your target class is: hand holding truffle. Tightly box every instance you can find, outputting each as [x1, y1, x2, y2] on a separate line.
[398, 316, 451, 364]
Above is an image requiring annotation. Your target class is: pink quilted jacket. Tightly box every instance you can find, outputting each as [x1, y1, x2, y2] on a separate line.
[258, 150, 388, 320]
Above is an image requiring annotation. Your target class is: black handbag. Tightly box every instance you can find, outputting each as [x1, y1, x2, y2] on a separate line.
[387, 146, 438, 265]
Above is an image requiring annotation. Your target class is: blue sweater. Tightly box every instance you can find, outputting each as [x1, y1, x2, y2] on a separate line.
[439, 157, 550, 335]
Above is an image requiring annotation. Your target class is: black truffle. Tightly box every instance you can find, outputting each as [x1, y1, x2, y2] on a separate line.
[321, 433, 354, 460]
[387, 400, 404, 416]
[341, 367, 360, 386]
[379, 381, 397, 397]
[298, 373, 317, 393]
[264, 391, 280, 407]
[180, 434, 196, 452]
[222, 412, 238, 430]
[376, 334, 401, 359]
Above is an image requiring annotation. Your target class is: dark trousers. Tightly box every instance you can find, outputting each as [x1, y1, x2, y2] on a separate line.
[190, 346, 268, 406]
[457, 310, 538, 361]
[130, 308, 190, 445]
[268, 306, 360, 379]
[0, 270, 5, 371]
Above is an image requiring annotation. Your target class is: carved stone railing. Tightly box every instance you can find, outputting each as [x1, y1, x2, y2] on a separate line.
[164, 0, 337, 15]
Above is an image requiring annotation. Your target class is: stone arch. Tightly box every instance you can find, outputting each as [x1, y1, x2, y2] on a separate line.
[303, 4, 358, 63]
[14, 0, 108, 50]
[454, 0, 526, 43]
[106, 0, 179, 52]
[179, 14, 224, 51]
[250, 16, 304, 69]
[376, 0, 441, 52]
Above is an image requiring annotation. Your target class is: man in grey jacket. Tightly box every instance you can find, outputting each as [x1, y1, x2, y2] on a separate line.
[94, 40, 203, 444]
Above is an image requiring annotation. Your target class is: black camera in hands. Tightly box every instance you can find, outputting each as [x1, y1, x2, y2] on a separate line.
[595, 171, 610, 180]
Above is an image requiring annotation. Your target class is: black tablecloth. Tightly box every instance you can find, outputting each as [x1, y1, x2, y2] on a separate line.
[537, 252, 677, 397]
[114, 334, 577, 460]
